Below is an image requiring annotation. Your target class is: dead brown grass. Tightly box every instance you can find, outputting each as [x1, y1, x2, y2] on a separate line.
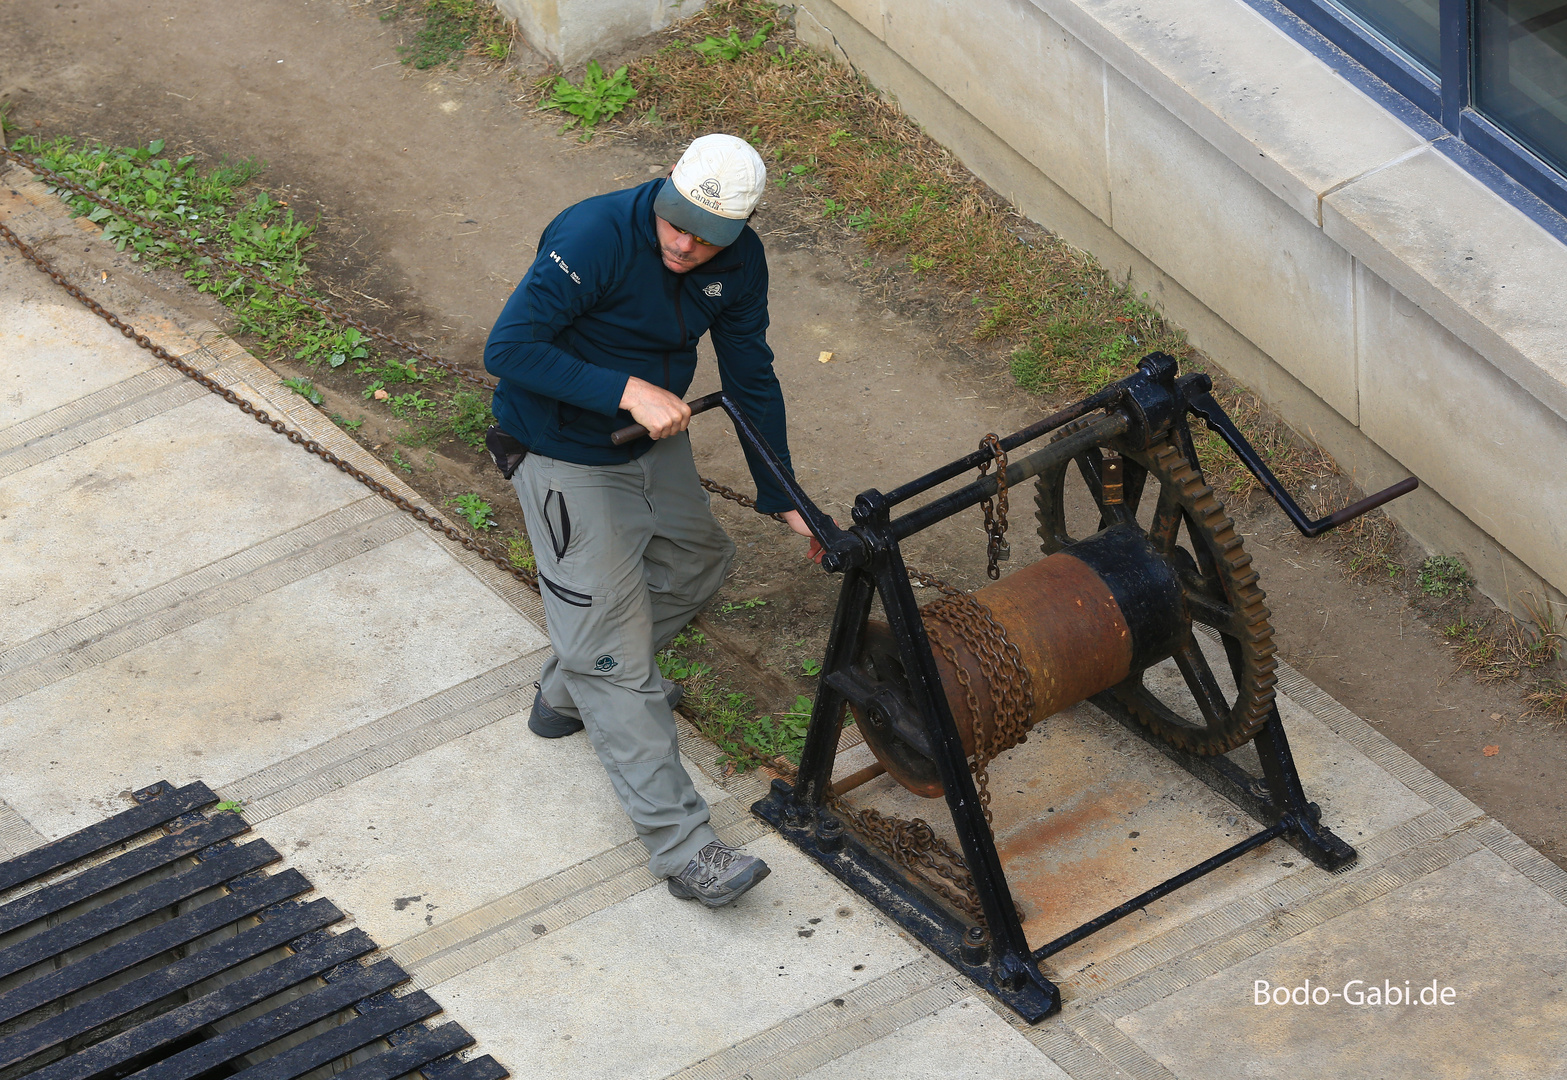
[1442, 606, 1565, 683]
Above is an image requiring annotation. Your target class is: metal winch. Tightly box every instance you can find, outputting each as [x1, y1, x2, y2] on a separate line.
[619, 353, 1417, 1023]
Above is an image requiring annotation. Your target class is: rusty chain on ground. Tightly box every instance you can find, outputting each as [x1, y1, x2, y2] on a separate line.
[4, 151, 1035, 921]
[0, 216, 541, 592]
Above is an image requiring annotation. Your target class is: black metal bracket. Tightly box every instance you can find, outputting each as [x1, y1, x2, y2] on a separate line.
[730, 355, 1401, 1023]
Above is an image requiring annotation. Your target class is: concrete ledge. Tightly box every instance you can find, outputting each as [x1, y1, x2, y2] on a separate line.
[796, 0, 1567, 616]
[495, 0, 707, 67]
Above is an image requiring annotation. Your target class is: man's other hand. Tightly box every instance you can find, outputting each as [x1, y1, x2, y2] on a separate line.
[780, 510, 826, 564]
[620, 377, 692, 440]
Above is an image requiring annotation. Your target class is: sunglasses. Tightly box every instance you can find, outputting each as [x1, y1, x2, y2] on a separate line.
[670, 223, 721, 248]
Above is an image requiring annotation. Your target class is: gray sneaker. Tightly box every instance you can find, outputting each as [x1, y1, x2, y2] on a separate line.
[667, 840, 771, 907]
[528, 680, 685, 739]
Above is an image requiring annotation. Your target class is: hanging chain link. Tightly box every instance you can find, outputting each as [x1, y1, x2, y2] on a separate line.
[976, 433, 1010, 579]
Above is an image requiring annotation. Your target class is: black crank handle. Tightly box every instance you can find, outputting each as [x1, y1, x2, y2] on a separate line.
[610, 391, 726, 446]
[1186, 386, 1419, 537]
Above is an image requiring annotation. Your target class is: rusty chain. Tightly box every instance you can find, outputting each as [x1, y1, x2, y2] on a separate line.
[0, 217, 541, 591]
[976, 432, 1009, 579]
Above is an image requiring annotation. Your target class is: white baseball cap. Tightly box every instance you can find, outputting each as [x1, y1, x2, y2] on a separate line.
[653, 133, 767, 247]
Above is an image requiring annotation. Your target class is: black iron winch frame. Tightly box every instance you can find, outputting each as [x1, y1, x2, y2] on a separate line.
[687, 353, 1416, 1023]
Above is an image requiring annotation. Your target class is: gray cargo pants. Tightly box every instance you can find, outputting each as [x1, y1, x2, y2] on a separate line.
[511, 432, 735, 877]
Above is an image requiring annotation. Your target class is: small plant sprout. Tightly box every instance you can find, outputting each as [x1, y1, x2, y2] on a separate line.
[718, 597, 768, 615]
[447, 493, 497, 530]
[801, 658, 822, 676]
[392, 450, 414, 473]
[281, 377, 323, 405]
[213, 800, 246, 815]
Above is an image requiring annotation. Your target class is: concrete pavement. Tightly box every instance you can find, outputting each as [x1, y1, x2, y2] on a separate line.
[3, 163, 1566, 1079]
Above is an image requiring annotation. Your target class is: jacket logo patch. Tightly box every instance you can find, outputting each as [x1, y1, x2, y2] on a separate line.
[593, 654, 618, 672]
[548, 250, 582, 284]
[700, 178, 721, 198]
[703, 282, 723, 297]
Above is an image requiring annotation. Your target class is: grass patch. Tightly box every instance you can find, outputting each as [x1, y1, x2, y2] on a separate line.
[1418, 555, 1473, 600]
[507, 531, 537, 572]
[1526, 679, 1567, 723]
[1442, 604, 1563, 683]
[658, 627, 815, 768]
[390, 0, 513, 69]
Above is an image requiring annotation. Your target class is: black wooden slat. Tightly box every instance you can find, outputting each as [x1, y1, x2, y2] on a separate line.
[127, 959, 410, 1080]
[225, 992, 443, 1080]
[323, 1023, 472, 1080]
[436, 1054, 507, 1080]
[0, 838, 279, 979]
[0, 783, 216, 894]
[0, 813, 249, 935]
[0, 890, 335, 1055]
[29, 929, 378, 1080]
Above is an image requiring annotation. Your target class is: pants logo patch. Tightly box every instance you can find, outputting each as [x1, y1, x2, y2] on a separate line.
[594, 654, 618, 672]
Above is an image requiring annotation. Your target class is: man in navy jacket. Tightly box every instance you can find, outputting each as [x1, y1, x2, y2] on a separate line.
[485, 135, 810, 907]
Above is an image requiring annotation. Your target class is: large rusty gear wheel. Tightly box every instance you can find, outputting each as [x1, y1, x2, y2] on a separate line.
[1034, 426, 1277, 754]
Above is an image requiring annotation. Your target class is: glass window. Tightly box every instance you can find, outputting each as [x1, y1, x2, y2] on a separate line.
[1476, 1, 1567, 174]
[1328, 0, 1443, 73]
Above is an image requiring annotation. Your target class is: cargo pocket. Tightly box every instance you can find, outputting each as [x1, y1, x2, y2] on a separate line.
[542, 488, 572, 560]
[538, 574, 593, 608]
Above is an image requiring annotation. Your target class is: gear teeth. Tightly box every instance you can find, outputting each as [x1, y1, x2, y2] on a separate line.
[1115, 438, 1279, 755]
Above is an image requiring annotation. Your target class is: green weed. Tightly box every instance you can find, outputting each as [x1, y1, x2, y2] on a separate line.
[449, 389, 494, 448]
[330, 413, 365, 431]
[389, 390, 438, 419]
[1418, 555, 1472, 599]
[718, 597, 767, 614]
[280, 377, 323, 405]
[541, 61, 637, 140]
[692, 22, 773, 62]
[392, 449, 414, 472]
[212, 800, 246, 814]
[801, 657, 821, 676]
[297, 326, 369, 369]
[447, 493, 496, 530]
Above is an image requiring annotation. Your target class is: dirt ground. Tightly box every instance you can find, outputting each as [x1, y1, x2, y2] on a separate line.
[3, 0, 1565, 870]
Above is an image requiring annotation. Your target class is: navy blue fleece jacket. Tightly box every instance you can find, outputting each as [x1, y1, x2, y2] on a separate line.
[483, 179, 796, 514]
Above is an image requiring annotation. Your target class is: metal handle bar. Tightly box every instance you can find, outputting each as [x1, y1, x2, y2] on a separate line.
[610, 391, 727, 446]
[1186, 387, 1418, 537]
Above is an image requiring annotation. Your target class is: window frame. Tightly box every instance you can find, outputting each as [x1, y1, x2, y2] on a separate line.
[1265, 0, 1567, 221]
